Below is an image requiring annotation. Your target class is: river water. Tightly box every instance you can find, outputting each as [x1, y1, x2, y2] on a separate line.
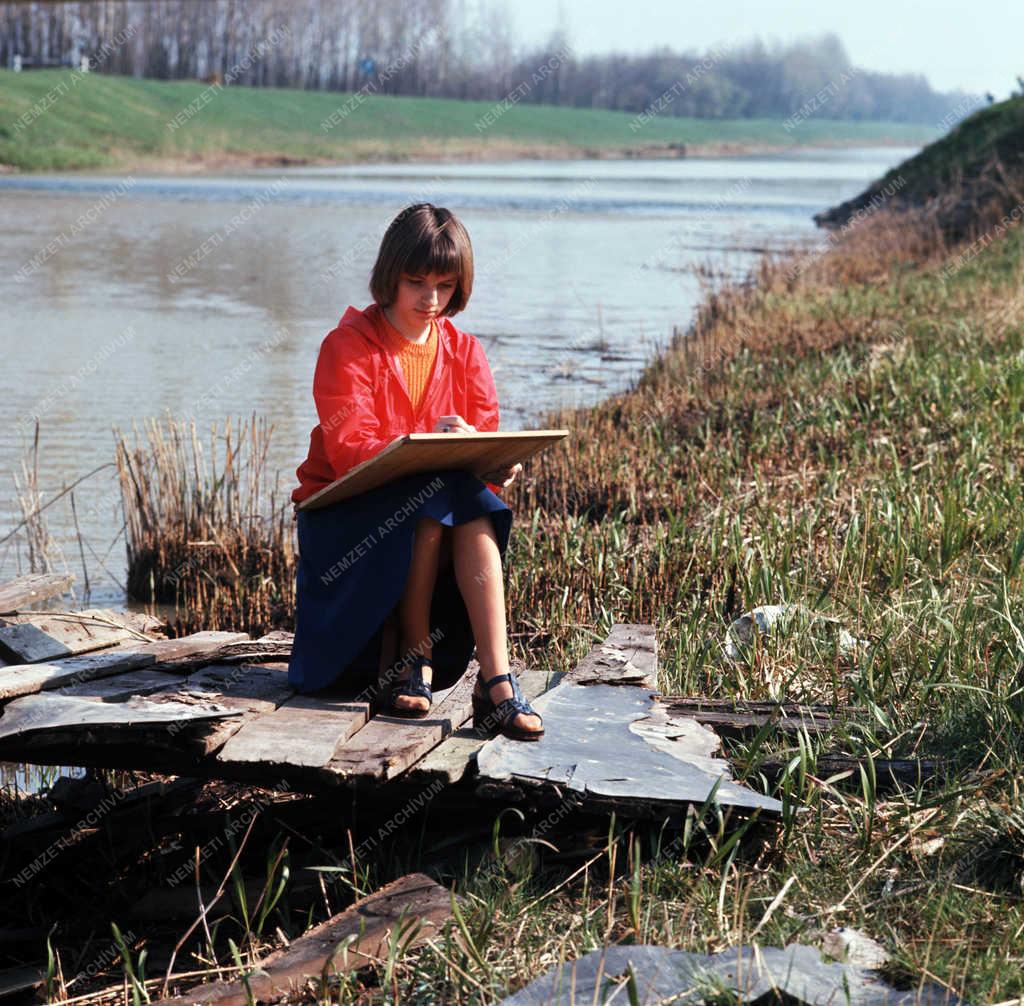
[0, 146, 916, 607]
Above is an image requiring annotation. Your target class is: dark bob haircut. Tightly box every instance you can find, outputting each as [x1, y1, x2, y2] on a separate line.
[369, 203, 474, 316]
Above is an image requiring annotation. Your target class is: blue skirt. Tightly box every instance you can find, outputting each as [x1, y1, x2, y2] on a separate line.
[288, 469, 513, 695]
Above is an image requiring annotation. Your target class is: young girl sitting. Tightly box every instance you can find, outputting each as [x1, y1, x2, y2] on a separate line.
[288, 202, 543, 742]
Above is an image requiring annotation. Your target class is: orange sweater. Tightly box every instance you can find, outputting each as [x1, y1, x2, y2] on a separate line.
[381, 315, 438, 412]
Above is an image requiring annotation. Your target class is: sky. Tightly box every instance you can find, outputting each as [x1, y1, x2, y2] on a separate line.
[506, 0, 1022, 98]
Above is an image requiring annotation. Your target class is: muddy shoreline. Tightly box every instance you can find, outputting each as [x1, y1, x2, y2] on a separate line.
[2, 134, 923, 177]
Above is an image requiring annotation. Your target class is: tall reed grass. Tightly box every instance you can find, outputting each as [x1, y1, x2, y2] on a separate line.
[115, 414, 294, 636]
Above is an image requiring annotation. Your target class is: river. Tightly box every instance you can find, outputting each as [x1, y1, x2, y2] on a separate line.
[0, 146, 916, 607]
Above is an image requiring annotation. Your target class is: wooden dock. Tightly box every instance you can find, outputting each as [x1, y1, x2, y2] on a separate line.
[0, 574, 782, 815]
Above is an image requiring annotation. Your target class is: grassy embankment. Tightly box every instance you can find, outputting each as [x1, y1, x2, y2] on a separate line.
[0, 69, 940, 172]
[818, 94, 1024, 233]
[9, 100, 1024, 1002]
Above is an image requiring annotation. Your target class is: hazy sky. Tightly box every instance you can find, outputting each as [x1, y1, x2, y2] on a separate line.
[506, 0, 1022, 98]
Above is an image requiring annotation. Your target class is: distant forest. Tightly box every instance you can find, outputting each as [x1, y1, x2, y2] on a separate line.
[0, 0, 976, 124]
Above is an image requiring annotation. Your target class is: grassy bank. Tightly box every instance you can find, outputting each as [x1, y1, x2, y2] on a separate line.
[7, 117, 1024, 1001]
[817, 95, 1024, 232]
[0, 69, 940, 173]
[88, 187, 1024, 1001]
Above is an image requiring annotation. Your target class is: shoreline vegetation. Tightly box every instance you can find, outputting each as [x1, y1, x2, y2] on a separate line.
[0, 70, 940, 174]
[5, 100, 1024, 1001]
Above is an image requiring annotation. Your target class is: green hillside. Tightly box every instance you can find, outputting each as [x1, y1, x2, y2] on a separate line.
[817, 95, 1024, 233]
[0, 70, 940, 172]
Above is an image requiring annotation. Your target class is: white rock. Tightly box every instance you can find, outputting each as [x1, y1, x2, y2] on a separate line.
[822, 927, 889, 969]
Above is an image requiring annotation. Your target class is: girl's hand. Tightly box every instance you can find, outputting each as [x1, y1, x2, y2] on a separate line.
[434, 414, 476, 434]
[479, 462, 522, 489]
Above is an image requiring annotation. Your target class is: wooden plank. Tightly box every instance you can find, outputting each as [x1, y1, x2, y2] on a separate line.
[407, 670, 559, 786]
[144, 631, 250, 666]
[164, 662, 295, 756]
[0, 649, 156, 701]
[84, 608, 168, 640]
[0, 608, 135, 663]
[255, 630, 293, 643]
[325, 665, 478, 784]
[657, 697, 848, 736]
[209, 639, 292, 662]
[0, 573, 73, 613]
[0, 664, 293, 777]
[55, 669, 190, 700]
[149, 873, 454, 1006]
[0, 631, 249, 700]
[760, 754, 943, 790]
[216, 694, 369, 770]
[562, 623, 658, 688]
[0, 692, 242, 744]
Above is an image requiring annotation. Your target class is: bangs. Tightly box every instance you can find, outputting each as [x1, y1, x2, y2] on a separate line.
[403, 231, 463, 279]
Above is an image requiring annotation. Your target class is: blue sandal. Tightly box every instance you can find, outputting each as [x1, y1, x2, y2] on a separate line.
[387, 652, 433, 718]
[472, 671, 544, 741]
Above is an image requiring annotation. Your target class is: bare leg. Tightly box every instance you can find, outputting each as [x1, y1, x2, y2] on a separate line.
[451, 516, 542, 735]
[392, 517, 445, 712]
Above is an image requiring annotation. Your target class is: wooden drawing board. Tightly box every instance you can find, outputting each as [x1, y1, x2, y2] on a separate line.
[296, 430, 569, 510]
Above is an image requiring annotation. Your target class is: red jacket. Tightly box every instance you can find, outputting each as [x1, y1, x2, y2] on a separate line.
[292, 302, 503, 504]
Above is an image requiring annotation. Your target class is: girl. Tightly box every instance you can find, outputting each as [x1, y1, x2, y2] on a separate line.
[288, 203, 543, 742]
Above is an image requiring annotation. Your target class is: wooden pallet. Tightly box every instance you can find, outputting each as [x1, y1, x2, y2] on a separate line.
[0, 600, 782, 813]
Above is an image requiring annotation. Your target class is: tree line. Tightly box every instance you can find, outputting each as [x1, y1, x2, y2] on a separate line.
[0, 0, 976, 124]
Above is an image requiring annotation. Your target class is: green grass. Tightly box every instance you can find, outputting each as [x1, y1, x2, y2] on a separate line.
[0, 70, 940, 172]
[817, 95, 1024, 227]
[91, 202, 1024, 1004]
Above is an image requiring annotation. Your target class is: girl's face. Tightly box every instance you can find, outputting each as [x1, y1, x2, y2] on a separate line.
[391, 270, 458, 332]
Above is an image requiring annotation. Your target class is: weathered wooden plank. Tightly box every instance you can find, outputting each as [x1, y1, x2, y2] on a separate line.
[657, 697, 848, 736]
[210, 639, 292, 662]
[0, 661, 295, 777]
[0, 631, 249, 700]
[760, 754, 943, 790]
[407, 670, 559, 786]
[0, 573, 73, 613]
[149, 873, 454, 1006]
[562, 623, 658, 688]
[0, 649, 156, 701]
[256, 630, 294, 643]
[142, 631, 252, 668]
[0, 692, 241, 743]
[325, 665, 478, 784]
[216, 694, 369, 770]
[0, 608, 135, 663]
[55, 669, 190, 700]
[163, 662, 295, 757]
[91, 609, 167, 639]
